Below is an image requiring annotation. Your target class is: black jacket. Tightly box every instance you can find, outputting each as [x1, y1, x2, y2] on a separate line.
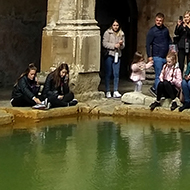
[12, 75, 39, 100]
[146, 25, 172, 58]
[42, 73, 70, 98]
[174, 24, 190, 49]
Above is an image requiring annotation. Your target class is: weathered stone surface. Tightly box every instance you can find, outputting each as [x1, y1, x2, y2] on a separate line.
[121, 92, 153, 105]
[122, 91, 183, 107]
[1, 92, 190, 126]
[75, 91, 105, 102]
[0, 110, 14, 125]
[1, 105, 79, 121]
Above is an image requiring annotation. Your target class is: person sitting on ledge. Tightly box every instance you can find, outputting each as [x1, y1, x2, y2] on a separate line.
[11, 63, 45, 107]
[150, 52, 182, 111]
[42, 62, 78, 108]
[179, 61, 190, 112]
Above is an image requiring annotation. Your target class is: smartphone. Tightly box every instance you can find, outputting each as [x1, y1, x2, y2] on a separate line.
[179, 16, 183, 21]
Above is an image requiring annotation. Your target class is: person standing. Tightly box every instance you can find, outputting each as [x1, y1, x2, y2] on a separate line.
[146, 12, 172, 96]
[102, 19, 125, 98]
[174, 10, 190, 74]
[130, 51, 153, 92]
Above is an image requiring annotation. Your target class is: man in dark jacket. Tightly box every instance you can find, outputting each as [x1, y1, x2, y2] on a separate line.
[146, 12, 172, 96]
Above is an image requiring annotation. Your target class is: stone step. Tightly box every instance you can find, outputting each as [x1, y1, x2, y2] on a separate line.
[146, 74, 155, 80]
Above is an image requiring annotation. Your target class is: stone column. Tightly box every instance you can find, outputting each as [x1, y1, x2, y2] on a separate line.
[41, 0, 104, 101]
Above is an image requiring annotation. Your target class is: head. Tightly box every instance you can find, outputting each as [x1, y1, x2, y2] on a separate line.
[183, 10, 190, 24]
[132, 51, 144, 64]
[55, 63, 69, 78]
[111, 19, 121, 33]
[52, 62, 69, 87]
[27, 64, 37, 80]
[166, 52, 177, 67]
[155, 12, 165, 27]
[14, 63, 37, 86]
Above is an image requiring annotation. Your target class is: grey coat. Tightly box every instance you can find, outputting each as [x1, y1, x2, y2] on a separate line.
[102, 28, 125, 57]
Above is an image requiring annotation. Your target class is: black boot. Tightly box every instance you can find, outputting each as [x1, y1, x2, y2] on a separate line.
[149, 101, 161, 111]
[171, 101, 178, 111]
[179, 102, 190, 112]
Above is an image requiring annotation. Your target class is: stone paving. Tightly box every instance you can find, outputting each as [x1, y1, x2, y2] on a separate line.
[0, 80, 190, 126]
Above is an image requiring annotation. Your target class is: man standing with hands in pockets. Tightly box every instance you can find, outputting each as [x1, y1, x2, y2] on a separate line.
[146, 12, 172, 96]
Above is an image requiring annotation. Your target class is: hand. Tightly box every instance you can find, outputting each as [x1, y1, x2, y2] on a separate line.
[34, 97, 41, 104]
[139, 64, 145, 70]
[148, 57, 153, 62]
[177, 19, 183, 26]
[119, 40, 123, 45]
[185, 75, 190, 80]
[115, 43, 121, 49]
[58, 95, 64, 100]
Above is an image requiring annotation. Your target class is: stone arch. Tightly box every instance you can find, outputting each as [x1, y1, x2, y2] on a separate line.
[95, 0, 138, 79]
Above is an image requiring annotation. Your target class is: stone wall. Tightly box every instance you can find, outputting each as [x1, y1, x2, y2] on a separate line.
[136, 0, 190, 58]
[0, 0, 47, 87]
[1, 0, 190, 89]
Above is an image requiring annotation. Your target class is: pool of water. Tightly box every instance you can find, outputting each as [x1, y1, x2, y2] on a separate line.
[1, 117, 190, 190]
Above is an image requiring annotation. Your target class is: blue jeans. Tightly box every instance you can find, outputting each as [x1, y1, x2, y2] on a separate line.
[105, 55, 120, 92]
[182, 79, 190, 103]
[153, 57, 166, 92]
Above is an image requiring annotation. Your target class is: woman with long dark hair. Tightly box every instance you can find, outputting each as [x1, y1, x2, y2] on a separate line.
[11, 63, 43, 107]
[102, 19, 125, 98]
[42, 63, 77, 108]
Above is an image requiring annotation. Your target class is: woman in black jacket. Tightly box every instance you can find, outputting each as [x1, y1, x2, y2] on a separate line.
[11, 63, 43, 107]
[174, 10, 190, 73]
[42, 63, 77, 108]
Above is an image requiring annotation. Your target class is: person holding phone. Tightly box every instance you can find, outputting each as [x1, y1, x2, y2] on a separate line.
[174, 10, 190, 73]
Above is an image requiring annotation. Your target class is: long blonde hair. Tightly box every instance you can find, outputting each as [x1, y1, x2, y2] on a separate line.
[184, 10, 190, 17]
[166, 51, 177, 66]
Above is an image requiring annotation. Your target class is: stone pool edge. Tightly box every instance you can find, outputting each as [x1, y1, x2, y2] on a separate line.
[1, 98, 190, 126]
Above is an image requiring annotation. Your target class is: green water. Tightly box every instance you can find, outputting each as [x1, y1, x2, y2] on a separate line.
[1, 118, 190, 190]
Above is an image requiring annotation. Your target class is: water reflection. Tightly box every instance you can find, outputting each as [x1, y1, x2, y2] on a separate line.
[1, 118, 190, 190]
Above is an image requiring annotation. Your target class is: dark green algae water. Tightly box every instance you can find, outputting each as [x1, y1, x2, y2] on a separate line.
[1, 117, 190, 190]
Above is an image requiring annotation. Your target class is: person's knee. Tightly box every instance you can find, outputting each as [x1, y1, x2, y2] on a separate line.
[187, 80, 190, 88]
[158, 81, 164, 87]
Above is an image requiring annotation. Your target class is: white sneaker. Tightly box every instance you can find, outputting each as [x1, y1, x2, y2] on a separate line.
[32, 104, 46, 109]
[113, 91, 121, 98]
[106, 91, 112, 98]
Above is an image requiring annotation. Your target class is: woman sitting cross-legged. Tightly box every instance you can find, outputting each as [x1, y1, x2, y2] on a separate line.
[179, 62, 190, 112]
[150, 52, 182, 111]
[42, 63, 78, 108]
